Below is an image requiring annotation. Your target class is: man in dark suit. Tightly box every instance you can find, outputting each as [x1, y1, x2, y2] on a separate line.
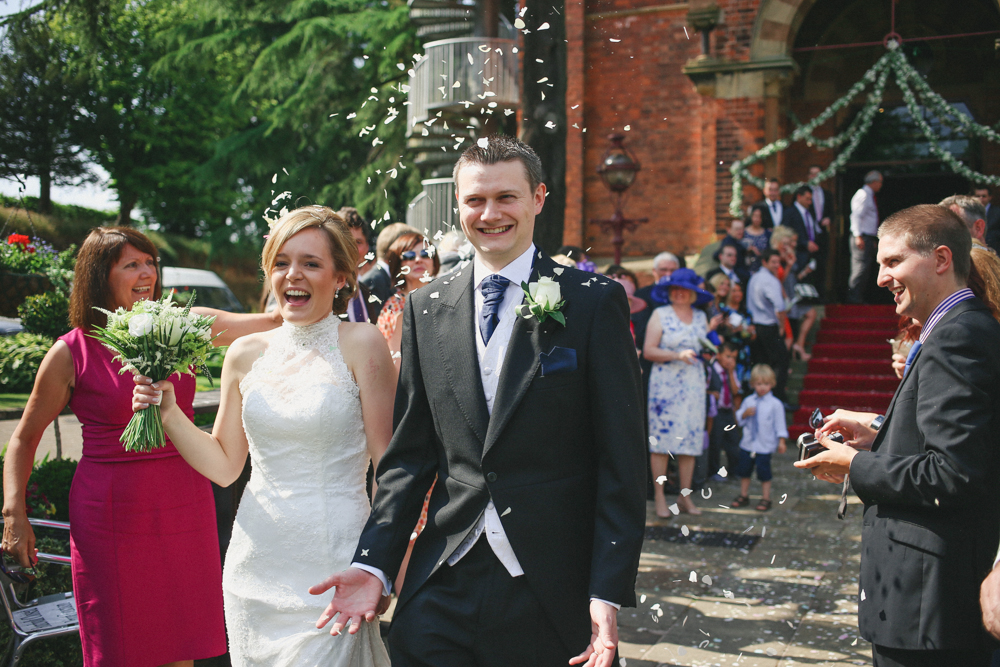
[797, 204, 1000, 666]
[783, 185, 821, 272]
[974, 186, 1000, 253]
[339, 206, 384, 322]
[808, 165, 833, 293]
[313, 136, 647, 667]
[752, 178, 784, 230]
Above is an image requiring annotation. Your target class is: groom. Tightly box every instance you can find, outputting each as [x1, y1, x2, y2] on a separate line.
[313, 136, 647, 666]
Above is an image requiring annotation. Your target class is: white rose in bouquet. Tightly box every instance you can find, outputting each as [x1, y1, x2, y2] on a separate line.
[92, 290, 220, 452]
[128, 313, 155, 337]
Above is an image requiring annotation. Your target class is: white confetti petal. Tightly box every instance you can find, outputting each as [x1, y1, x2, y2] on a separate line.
[429, 292, 440, 299]
[500, 507, 511, 517]
[514, 17, 525, 29]
[680, 488, 692, 497]
[271, 173, 277, 183]
[553, 267, 564, 275]
[624, 125, 630, 131]
[779, 493, 787, 504]
[717, 467, 728, 477]
[639, 594, 646, 603]
[689, 571, 697, 583]
[701, 575, 712, 585]
[609, 38, 620, 42]
[477, 137, 489, 148]
[680, 525, 689, 536]
[860, 589, 866, 601]
[669, 503, 680, 515]
[654, 475, 667, 485]
[538, 22, 550, 30]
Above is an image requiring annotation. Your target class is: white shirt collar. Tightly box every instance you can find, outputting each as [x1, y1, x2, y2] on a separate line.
[795, 201, 810, 217]
[473, 243, 536, 291]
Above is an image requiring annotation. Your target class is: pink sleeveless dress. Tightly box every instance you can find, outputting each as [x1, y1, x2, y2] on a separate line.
[59, 328, 226, 666]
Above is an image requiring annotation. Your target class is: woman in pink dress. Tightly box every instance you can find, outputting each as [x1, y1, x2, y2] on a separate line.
[2, 227, 278, 666]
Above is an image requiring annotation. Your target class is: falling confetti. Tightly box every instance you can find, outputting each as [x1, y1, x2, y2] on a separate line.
[689, 571, 697, 583]
[477, 137, 489, 148]
[655, 475, 667, 485]
[779, 493, 788, 504]
[681, 525, 689, 536]
[683, 26, 690, 39]
[717, 467, 728, 477]
[609, 38, 621, 43]
[680, 488, 692, 497]
[538, 22, 550, 30]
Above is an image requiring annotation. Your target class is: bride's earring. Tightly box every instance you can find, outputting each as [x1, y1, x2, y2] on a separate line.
[335, 287, 341, 299]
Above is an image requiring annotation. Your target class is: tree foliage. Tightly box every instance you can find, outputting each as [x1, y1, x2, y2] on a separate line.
[0, 13, 90, 213]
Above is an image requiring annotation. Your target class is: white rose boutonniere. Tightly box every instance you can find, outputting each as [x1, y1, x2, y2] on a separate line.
[517, 276, 566, 326]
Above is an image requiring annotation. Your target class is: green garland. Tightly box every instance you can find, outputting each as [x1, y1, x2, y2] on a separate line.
[728, 41, 1000, 217]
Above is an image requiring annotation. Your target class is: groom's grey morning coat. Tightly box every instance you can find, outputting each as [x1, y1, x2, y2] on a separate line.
[352, 254, 647, 652]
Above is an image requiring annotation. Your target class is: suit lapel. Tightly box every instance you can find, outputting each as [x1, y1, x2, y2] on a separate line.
[482, 254, 559, 457]
[871, 298, 979, 451]
[434, 267, 490, 444]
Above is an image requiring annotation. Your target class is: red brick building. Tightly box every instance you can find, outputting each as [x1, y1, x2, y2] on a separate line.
[562, 0, 1000, 262]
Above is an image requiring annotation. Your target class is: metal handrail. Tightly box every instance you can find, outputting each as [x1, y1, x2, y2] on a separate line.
[407, 36, 519, 133]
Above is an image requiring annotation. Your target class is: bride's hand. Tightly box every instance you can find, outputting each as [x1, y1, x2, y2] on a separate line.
[310, 567, 384, 636]
[132, 375, 177, 416]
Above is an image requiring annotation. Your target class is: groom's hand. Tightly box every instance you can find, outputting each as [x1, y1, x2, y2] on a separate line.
[310, 567, 384, 636]
[569, 600, 618, 667]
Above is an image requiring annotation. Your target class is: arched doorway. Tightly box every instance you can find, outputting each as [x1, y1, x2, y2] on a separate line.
[778, 0, 1000, 300]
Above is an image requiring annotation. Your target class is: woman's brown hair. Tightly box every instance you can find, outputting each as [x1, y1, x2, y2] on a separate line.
[261, 206, 358, 314]
[385, 232, 440, 293]
[69, 227, 162, 331]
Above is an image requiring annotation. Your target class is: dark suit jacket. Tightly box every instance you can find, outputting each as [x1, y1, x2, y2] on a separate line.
[985, 203, 1000, 254]
[782, 203, 816, 266]
[849, 298, 1000, 650]
[353, 255, 647, 652]
[752, 199, 784, 230]
[355, 283, 379, 324]
[359, 265, 393, 321]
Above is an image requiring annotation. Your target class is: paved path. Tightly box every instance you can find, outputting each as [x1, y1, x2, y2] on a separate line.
[623, 449, 871, 667]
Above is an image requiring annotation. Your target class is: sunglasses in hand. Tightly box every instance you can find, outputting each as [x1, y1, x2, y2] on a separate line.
[0, 550, 37, 584]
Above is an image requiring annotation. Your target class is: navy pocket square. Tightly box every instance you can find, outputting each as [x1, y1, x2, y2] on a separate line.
[539, 346, 577, 376]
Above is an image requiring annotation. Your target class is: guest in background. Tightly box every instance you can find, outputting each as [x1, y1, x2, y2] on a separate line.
[720, 280, 755, 393]
[808, 165, 833, 293]
[436, 229, 473, 275]
[730, 364, 787, 512]
[974, 185, 1000, 253]
[784, 185, 821, 272]
[848, 170, 883, 304]
[707, 273, 731, 319]
[644, 268, 721, 517]
[753, 178, 784, 230]
[557, 245, 596, 273]
[361, 222, 419, 308]
[706, 243, 749, 287]
[747, 249, 790, 404]
[338, 206, 380, 323]
[708, 341, 742, 482]
[742, 207, 771, 273]
[717, 219, 748, 276]
[778, 229, 818, 361]
[2, 227, 227, 666]
[376, 232, 440, 367]
[606, 264, 648, 348]
[634, 252, 681, 375]
[940, 194, 987, 244]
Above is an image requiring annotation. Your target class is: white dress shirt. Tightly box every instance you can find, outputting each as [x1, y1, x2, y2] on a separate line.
[746, 269, 786, 326]
[850, 185, 879, 237]
[720, 265, 740, 285]
[766, 199, 784, 227]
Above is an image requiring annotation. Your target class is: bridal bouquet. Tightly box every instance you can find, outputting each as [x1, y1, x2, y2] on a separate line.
[91, 292, 219, 452]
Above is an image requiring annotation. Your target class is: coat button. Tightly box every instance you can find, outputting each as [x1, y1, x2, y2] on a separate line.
[486, 472, 497, 483]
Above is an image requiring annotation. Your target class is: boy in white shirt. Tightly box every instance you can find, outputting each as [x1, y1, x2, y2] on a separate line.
[730, 364, 787, 511]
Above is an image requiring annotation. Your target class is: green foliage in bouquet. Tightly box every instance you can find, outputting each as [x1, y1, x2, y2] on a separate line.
[0, 333, 53, 392]
[19, 291, 72, 340]
[90, 291, 220, 452]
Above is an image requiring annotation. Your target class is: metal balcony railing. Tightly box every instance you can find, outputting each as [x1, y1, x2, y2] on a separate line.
[407, 178, 459, 239]
[407, 36, 519, 136]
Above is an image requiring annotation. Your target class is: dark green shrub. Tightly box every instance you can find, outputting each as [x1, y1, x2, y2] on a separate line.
[19, 292, 71, 340]
[28, 458, 77, 522]
[0, 333, 53, 392]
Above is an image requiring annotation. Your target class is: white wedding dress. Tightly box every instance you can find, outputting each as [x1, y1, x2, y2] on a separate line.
[224, 313, 390, 666]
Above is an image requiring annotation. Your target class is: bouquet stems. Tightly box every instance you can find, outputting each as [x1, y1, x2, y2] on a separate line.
[120, 402, 166, 453]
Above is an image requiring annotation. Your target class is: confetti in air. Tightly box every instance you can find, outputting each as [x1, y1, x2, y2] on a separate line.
[477, 137, 489, 148]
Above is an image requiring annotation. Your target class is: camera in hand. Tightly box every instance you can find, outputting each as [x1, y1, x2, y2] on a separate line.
[796, 409, 845, 461]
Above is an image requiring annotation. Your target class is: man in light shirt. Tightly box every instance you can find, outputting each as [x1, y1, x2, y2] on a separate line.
[753, 178, 784, 230]
[847, 170, 883, 304]
[746, 249, 790, 403]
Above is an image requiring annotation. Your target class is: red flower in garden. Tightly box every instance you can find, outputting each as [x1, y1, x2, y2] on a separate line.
[7, 233, 30, 247]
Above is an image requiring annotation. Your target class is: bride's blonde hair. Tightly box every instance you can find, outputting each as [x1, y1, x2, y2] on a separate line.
[261, 206, 359, 314]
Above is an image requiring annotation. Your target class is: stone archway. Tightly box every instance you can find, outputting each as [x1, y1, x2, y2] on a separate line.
[749, 0, 1000, 61]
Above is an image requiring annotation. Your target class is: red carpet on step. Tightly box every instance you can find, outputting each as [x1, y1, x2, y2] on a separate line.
[790, 304, 899, 439]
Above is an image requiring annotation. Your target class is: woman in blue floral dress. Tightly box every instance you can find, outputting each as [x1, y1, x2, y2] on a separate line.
[643, 269, 720, 517]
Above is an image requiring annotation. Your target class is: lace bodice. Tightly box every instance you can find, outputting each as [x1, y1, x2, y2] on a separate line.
[225, 313, 389, 666]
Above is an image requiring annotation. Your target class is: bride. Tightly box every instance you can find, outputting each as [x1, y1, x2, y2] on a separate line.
[132, 206, 394, 666]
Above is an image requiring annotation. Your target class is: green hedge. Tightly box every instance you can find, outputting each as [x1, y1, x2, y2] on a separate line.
[19, 292, 71, 340]
[0, 334, 53, 393]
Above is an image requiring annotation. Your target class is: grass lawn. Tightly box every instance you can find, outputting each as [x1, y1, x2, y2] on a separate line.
[0, 393, 31, 411]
